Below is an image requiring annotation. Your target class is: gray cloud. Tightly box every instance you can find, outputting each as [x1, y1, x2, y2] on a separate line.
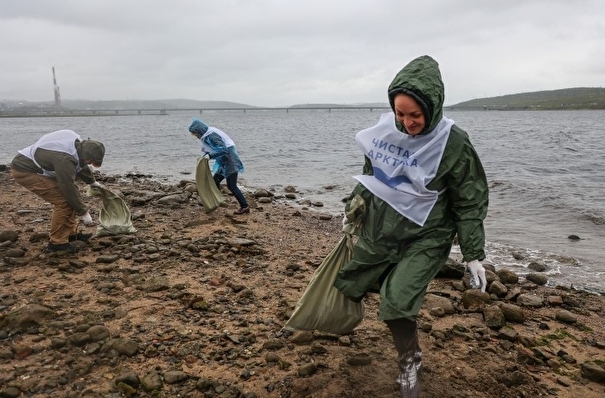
[1, 0, 603, 106]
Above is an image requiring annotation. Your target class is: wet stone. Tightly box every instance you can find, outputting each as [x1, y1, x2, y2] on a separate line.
[0, 304, 57, 331]
[164, 370, 189, 384]
[346, 353, 372, 366]
[115, 370, 140, 389]
[265, 352, 280, 363]
[5, 249, 25, 258]
[526, 273, 548, 285]
[461, 290, 491, 309]
[488, 280, 508, 297]
[0, 230, 19, 242]
[516, 294, 544, 308]
[555, 310, 577, 324]
[0, 386, 21, 398]
[68, 332, 92, 347]
[499, 303, 525, 323]
[95, 255, 120, 264]
[142, 276, 170, 292]
[0, 347, 14, 360]
[297, 363, 317, 377]
[87, 325, 110, 341]
[50, 337, 66, 349]
[263, 339, 285, 350]
[527, 261, 547, 272]
[498, 326, 519, 342]
[484, 305, 506, 329]
[496, 269, 519, 284]
[423, 293, 457, 314]
[141, 371, 163, 391]
[581, 361, 605, 382]
[104, 338, 139, 356]
[289, 331, 314, 345]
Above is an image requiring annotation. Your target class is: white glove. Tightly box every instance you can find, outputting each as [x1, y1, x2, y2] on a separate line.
[342, 214, 360, 235]
[80, 212, 94, 226]
[467, 260, 487, 292]
[90, 181, 104, 188]
[202, 153, 210, 160]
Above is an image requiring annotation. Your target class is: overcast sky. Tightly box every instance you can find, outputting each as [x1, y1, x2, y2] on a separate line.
[1, 0, 603, 107]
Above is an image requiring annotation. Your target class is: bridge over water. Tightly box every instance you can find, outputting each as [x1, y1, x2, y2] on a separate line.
[1, 106, 392, 118]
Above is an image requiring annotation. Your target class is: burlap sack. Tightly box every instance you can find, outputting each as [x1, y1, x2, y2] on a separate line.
[195, 157, 226, 213]
[87, 186, 137, 237]
[284, 233, 365, 335]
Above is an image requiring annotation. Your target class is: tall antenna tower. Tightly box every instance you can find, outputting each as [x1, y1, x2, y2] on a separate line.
[52, 66, 61, 107]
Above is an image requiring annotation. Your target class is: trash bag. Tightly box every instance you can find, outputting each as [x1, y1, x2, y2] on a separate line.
[342, 194, 366, 236]
[284, 233, 365, 335]
[87, 186, 137, 237]
[195, 157, 226, 213]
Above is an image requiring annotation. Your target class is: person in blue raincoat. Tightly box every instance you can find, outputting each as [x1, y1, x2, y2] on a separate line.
[334, 55, 489, 398]
[189, 118, 250, 214]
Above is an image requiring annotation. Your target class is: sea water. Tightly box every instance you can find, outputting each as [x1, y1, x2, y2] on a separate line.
[1, 109, 604, 292]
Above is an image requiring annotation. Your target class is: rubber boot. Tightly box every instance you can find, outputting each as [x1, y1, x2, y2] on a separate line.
[385, 318, 422, 398]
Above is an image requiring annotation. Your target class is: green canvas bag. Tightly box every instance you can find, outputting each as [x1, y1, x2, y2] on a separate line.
[87, 186, 137, 237]
[195, 157, 226, 213]
[284, 233, 365, 335]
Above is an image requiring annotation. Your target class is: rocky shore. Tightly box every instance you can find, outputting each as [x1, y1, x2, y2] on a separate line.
[1, 168, 604, 398]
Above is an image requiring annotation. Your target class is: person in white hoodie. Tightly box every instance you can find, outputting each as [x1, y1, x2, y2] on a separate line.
[11, 130, 105, 253]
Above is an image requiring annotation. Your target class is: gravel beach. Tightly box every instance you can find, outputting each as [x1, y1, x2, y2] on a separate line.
[1, 168, 605, 398]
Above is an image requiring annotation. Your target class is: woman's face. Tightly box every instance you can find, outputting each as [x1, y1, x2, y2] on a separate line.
[393, 94, 426, 135]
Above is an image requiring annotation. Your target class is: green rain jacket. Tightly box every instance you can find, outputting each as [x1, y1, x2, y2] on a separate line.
[334, 55, 489, 321]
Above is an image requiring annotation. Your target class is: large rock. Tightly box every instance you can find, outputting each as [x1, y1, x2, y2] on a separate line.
[526, 273, 548, 285]
[436, 257, 465, 279]
[581, 362, 605, 383]
[499, 303, 525, 323]
[488, 280, 508, 297]
[422, 293, 457, 315]
[516, 294, 544, 308]
[555, 309, 577, 324]
[0, 230, 19, 242]
[496, 269, 519, 284]
[0, 304, 57, 333]
[483, 305, 506, 329]
[461, 290, 490, 309]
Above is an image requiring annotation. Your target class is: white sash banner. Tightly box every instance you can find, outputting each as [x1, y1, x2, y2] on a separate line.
[200, 127, 235, 154]
[18, 130, 82, 177]
[354, 113, 454, 226]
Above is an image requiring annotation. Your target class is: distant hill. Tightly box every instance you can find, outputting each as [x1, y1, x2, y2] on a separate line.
[448, 87, 605, 110]
[61, 99, 256, 110]
[5, 88, 605, 115]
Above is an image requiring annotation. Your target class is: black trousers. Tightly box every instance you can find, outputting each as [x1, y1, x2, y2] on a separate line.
[213, 172, 248, 208]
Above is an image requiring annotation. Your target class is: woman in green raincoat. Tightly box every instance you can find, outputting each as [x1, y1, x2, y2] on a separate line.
[334, 55, 489, 398]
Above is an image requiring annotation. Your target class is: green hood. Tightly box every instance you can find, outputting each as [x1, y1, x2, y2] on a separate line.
[387, 55, 445, 134]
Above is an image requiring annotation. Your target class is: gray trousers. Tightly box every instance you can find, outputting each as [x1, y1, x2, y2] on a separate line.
[386, 318, 422, 398]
